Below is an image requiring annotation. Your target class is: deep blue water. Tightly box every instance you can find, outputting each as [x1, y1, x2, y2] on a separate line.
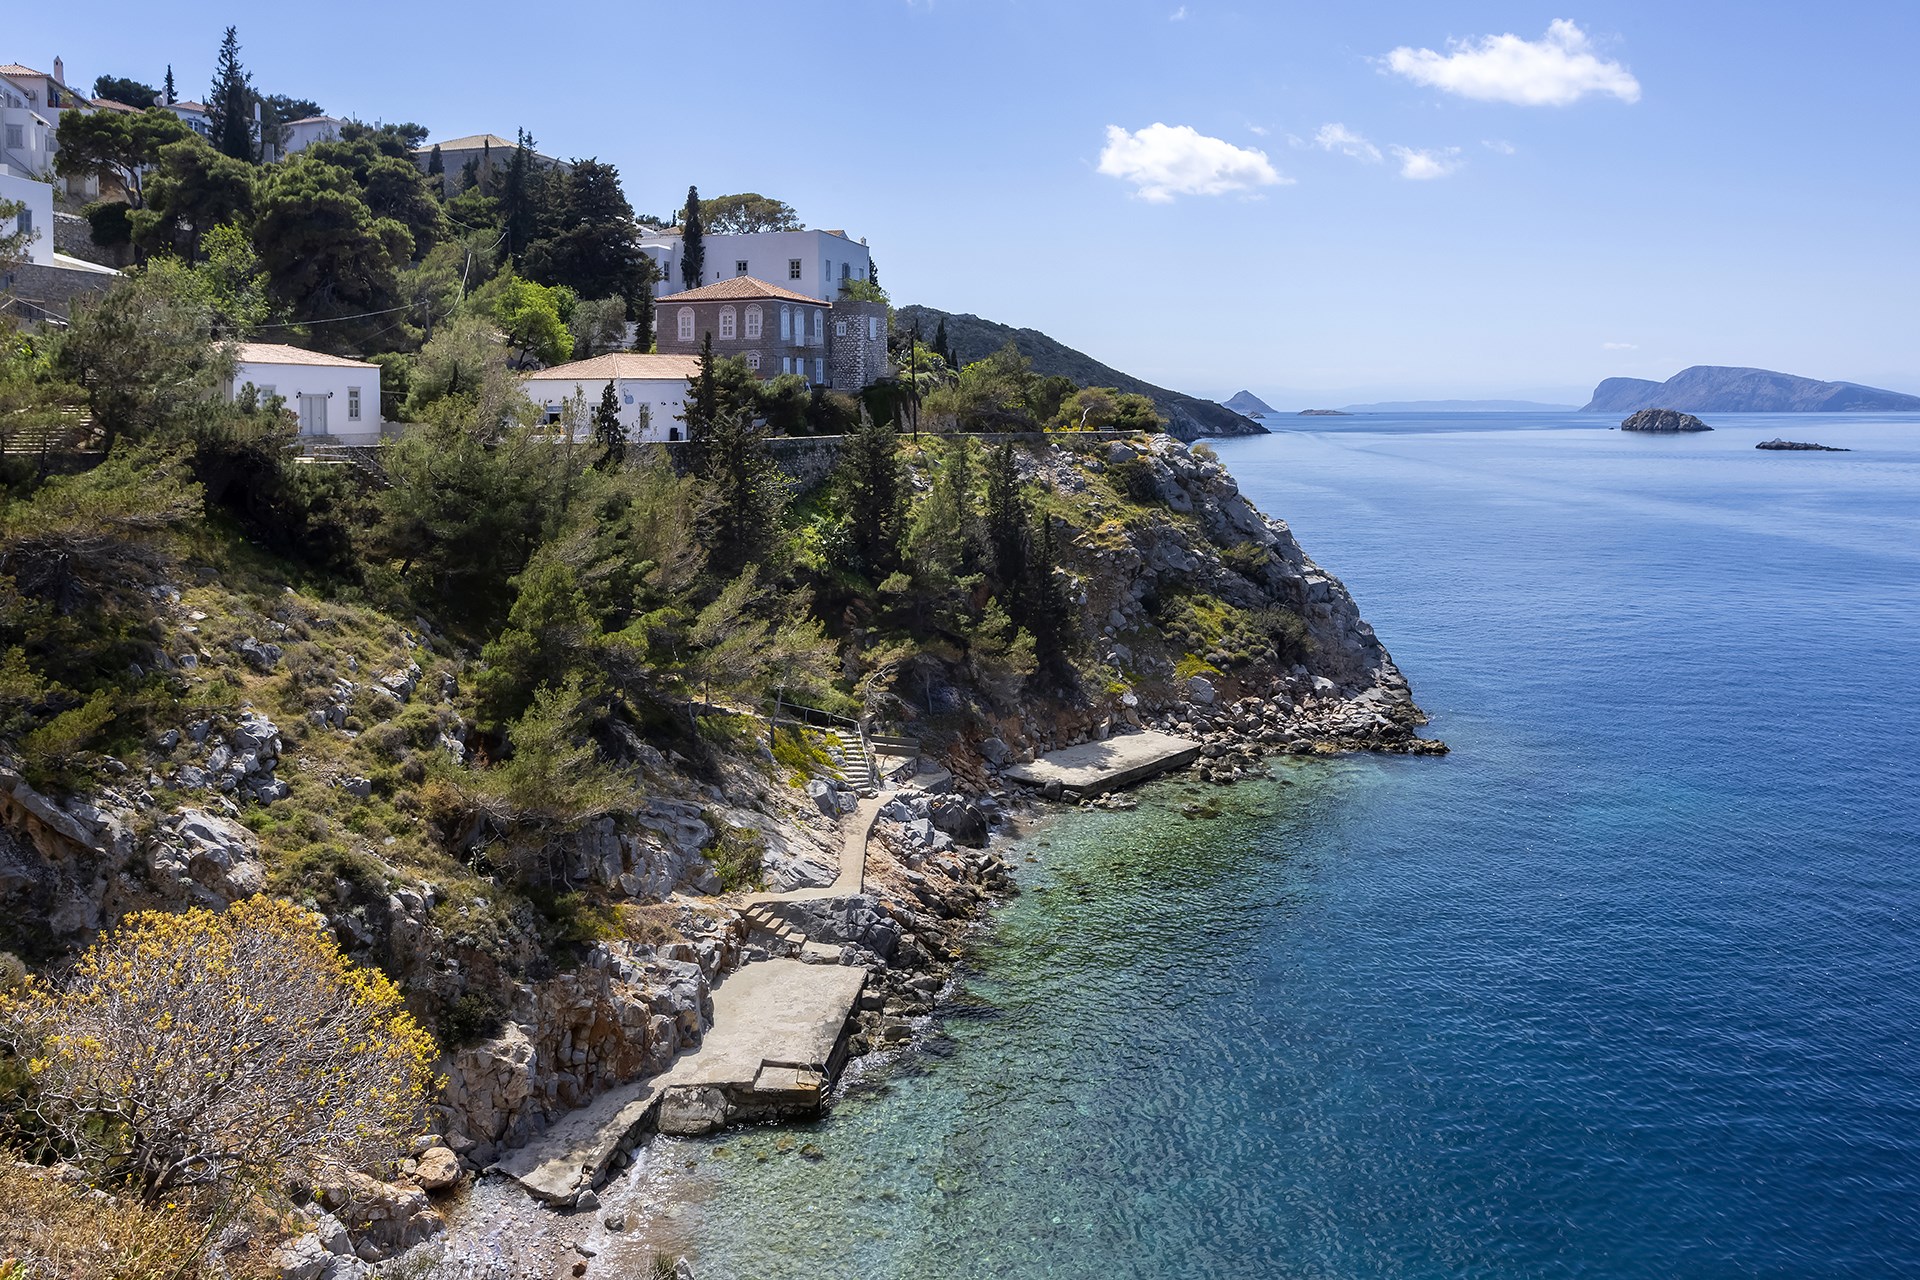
[602, 412, 1920, 1278]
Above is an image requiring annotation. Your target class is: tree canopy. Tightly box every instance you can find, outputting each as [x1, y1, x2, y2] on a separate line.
[52, 108, 194, 209]
[206, 26, 255, 161]
[92, 74, 158, 107]
[699, 192, 802, 234]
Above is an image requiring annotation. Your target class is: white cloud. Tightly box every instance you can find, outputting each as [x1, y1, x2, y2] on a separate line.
[1391, 145, 1463, 180]
[1602, 341, 1638, 351]
[1482, 138, 1517, 155]
[1313, 123, 1382, 163]
[1097, 123, 1287, 202]
[1169, 5, 1188, 19]
[1383, 19, 1641, 106]
[1248, 123, 1270, 136]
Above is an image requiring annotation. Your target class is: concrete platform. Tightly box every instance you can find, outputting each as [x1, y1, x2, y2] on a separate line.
[494, 959, 865, 1203]
[1003, 730, 1203, 799]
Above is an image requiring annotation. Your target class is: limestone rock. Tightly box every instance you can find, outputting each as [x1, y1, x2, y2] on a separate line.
[413, 1146, 461, 1191]
[1620, 408, 1711, 432]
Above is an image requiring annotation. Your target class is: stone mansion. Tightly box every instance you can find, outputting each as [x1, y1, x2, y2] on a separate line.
[657, 276, 888, 394]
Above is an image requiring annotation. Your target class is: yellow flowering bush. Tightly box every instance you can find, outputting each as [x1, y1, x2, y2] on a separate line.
[0, 897, 438, 1200]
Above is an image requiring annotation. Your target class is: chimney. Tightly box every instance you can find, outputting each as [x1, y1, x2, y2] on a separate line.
[52, 56, 64, 84]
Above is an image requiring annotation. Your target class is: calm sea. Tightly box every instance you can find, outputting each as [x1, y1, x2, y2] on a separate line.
[600, 412, 1920, 1279]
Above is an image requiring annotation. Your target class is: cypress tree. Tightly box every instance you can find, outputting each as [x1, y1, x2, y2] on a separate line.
[592, 381, 625, 469]
[499, 131, 543, 265]
[426, 143, 444, 176]
[679, 332, 719, 468]
[163, 65, 176, 105]
[632, 257, 656, 352]
[700, 407, 786, 574]
[680, 185, 704, 290]
[983, 440, 1027, 595]
[207, 27, 255, 162]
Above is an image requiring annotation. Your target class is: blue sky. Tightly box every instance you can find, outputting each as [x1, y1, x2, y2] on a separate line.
[17, 2, 1919, 407]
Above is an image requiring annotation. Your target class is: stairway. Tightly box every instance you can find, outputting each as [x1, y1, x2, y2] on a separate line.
[832, 729, 876, 795]
[742, 903, 808, 959]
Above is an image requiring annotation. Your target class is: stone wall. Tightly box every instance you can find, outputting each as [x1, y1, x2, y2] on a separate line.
[51, 211, 127, 267]
[1, 259, 118, 321]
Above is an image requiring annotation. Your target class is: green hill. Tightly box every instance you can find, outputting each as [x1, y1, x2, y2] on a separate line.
[898, 305, 1264, 440]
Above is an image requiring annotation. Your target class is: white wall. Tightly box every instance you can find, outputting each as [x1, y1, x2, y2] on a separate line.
[645, 228, 873, 304]
[520, 375, 690, 443]
[283, 118, 342, 156]
[0, 170, 54, 265]
[233, 360, 381, 442]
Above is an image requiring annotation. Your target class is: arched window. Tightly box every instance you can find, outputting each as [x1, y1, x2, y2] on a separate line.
[744, 305, 763, 339]
[676, 308, 694, 342]
[746, 351, 762, 372]
[780, 306, 791, 341]
[718, 306, 737, 340]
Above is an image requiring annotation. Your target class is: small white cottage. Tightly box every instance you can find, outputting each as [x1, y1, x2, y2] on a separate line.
[520, 352, 702, 443]
[232, 343, 382, 443]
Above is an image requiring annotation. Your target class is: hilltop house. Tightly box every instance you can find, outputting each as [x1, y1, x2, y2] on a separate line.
[411, 133, 569, 197]
[656, 276, 888, 392]
[640, 226, 875, 305]
[163, 100, 212, 140]
[232, 343, 383, 444]
[1, 57, 98, 199]
[520, 353, 702, 443]
[281, 115, 345, 156]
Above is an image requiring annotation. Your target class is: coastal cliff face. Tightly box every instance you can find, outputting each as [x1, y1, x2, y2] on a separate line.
[0, 430, 1426, 1269]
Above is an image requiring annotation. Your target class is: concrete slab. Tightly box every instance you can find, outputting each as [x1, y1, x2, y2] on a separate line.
[494, 959, 865, 1200]
[1003, 730, 1203, 798]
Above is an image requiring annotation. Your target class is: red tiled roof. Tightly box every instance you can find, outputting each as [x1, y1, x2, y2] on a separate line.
[522, 353, 704, 382]
[666, 276, 824, 306]
[234, 343, 377, 369]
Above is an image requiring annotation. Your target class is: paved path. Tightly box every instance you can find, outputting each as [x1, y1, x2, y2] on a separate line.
[494, 960, 866, 1203]
[1003, 730, 1203, 798]
[495, 800, 881, 1203]
[744, 793, 882, 906]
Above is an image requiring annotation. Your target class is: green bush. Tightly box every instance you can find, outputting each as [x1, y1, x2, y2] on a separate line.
[19, 691, 115, 790]
[704, 821, 766, 893]
[1108, 456, 1160, 505]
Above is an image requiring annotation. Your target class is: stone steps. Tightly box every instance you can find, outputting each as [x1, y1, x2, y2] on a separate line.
[831, 730, 875, 794]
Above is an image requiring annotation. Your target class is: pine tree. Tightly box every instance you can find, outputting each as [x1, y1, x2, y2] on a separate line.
[700, 408, 787, 574]
[163, 65, 176, 105]
[426, 144, 444, 176]
[834, 410, 903, 577]
[592, 381, 625, 469]
[983, 440, 1027, 595]
[678, 332, 719, 468]
[207, 27, 256, 162]
[680, 185, 704, 291]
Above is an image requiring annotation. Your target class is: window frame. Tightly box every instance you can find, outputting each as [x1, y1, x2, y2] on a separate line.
[788, 258, 803, 281]
[744, 305, 763, 339]
[676, 307, 695, 342]
[718, 305, 737, 340]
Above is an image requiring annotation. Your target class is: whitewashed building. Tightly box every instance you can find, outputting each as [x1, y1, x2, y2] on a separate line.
[521, 353, 702, 443]
[232, 343, 382, 444]
[0, 168, 53, 265]
[641, 226, 874, 305]
[163, 100, 212, 140]
[280, 115, 344, 156]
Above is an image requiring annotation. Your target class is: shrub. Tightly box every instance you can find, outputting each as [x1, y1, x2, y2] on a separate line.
[1108, 456, 1160, 505]
[0, 1159, 277, 1280]
[18, 690, 115, 790]
[703, 821, 766, 894]
[0, 897, 437, 1200]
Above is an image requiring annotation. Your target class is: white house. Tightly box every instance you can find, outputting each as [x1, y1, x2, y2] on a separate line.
[232, 343, 382, 444]
[281, 115, 344, 156]
[0, 169, 53, 265]
[520, 353, 702, 444]
[0, 59, 97, 200]
[640, 226, 874, 305]
[162, 100, 212, 140]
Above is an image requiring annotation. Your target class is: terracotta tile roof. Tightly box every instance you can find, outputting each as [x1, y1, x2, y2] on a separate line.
[90, 97, 144, 113]
[234, 343, 377, 369]
[170, 101, 209, 112]
[522, 353, 704, 382]
[666, 276, 825, 306]
[0, 65, 46, 78]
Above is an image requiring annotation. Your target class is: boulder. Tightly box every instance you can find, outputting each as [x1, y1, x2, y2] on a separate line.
[927, 796, 989, 848]
[412, 1146, 461, 1192]
[236, 636, 283, 671]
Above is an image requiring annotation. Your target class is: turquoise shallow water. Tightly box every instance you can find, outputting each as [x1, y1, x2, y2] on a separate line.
[611, 412, 1920, 1279]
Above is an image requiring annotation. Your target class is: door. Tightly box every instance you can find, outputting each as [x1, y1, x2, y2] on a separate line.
[299, 394, 328, 435]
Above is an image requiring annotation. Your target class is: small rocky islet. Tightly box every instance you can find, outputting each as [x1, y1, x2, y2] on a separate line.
[1757, 438, 1850, 452]
[1620, 408, 1713, 433]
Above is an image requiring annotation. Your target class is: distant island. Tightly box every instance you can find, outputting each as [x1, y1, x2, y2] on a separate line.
[1341, 399, 1579, 413]
[1298, 409, 1353, 416]
[1584, 366, 1920, 413]
[1757, 439, 1850, 452]
[1622, 409, 1712, 433]
[1224, 390, 1277, 418]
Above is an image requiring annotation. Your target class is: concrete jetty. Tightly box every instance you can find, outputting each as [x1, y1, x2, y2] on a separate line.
[494, 959, 865, 1204]
[1003, 730, 1203, 799]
